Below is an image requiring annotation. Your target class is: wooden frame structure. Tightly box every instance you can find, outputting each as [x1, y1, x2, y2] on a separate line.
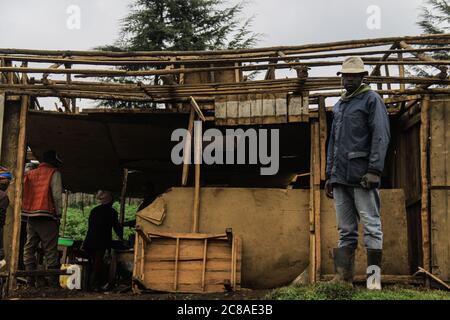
[0, 33, 449, 293]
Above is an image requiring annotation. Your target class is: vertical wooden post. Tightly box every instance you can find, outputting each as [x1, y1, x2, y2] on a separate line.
[8, 65, 29, 291]
[234, 63, 240, 82]
[119, 168, 129, 230]
[384, 65, 392, 90]
[398, 52, 405, 92]
[181, 108, 195, 186]
[318, 96, 327, 182]
[60, 191, 69, 237]
[420, 95, 431, 281]
[192, 120, 202, 233]
[65, 63, 76, 113]
[309, 116, 321, 283]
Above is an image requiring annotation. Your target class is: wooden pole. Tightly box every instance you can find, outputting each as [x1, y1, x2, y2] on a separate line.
[398, 52, 406, 92]
[8, 65, 29, 291]
[309, 117, 321, 283]
[420, 95, 431, 284]
[0, 33, 447, 57]
[119, 168, 129, 231]
[318, 96, 327, 181]
[181, 108, 195, 186]
[192, 120, 202, 233]
[60, 191, 69, 237]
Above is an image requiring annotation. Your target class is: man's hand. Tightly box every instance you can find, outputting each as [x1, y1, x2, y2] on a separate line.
[360, 172, 381, 189]
[325, 180, 334, 199]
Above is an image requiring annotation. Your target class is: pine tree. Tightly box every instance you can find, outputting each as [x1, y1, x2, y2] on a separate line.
[415, 0, 449, 78]
[96, 0, 260, 108]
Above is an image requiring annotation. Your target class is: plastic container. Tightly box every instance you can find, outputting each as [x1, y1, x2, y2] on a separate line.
[58, 237, 74, 247]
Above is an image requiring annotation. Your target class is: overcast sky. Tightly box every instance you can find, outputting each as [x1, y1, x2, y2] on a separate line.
[0, 0, 426, 50]
[0, 0, 428, 108]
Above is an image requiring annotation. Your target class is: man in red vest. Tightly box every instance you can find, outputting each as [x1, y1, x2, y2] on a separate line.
[22, 150, 63, 288]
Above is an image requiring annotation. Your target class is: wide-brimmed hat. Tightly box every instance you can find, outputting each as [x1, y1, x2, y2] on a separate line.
[96, 190, 113, 205]
[43, 150, 63, 167]
[337, 57, 368, 75]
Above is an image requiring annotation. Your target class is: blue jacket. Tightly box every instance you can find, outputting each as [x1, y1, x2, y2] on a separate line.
[326, 87, 391, 187]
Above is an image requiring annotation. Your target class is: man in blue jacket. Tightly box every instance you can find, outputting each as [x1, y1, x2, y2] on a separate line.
[325, 57, 391, 290]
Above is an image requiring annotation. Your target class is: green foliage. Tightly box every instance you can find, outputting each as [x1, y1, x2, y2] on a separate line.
[413, 0, 449, 78]
[266, 283, 450, 300]
[418, 0, 450, 35]
[62, 203, 139, 241]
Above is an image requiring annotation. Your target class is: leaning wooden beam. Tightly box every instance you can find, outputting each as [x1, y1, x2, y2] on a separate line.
[414, 267, 450, 290]
[181, 108, 195, 187]
[399, 41, 448, 78]
[190, 96, 206, 122]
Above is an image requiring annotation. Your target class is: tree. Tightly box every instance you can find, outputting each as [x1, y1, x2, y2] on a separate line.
[97, 0, 260, 108]
[418, 0, 450, 35]
[415, 0, 449, 77]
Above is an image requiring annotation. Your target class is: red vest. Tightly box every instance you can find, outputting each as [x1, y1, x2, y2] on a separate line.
[22, 163, 57, 217]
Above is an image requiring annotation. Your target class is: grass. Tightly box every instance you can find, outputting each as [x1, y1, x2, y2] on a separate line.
[266, 282, 450, 300]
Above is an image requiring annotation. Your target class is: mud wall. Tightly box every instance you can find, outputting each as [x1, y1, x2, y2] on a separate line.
[137, 187, 409, 289]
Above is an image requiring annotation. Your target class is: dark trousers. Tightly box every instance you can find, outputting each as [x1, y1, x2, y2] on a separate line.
[23, 217, 60, 269]
[0, 226, 4, 261]
[87, 249, 106, 289]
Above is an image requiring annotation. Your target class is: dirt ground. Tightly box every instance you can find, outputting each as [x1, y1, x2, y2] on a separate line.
[7, 286, 271, 300]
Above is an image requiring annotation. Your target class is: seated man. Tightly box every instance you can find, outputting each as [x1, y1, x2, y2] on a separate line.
[82, 190, 123, 291]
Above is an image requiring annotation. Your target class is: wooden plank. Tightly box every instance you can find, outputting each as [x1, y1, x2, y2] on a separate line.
[148, 231, 227, 240]
[430, 190, 450, 281]
[215, 97, 227, 121]
[262, 94, 276, 124]
[250, 94, 262, 124]
[138, 234, 241, 293]
[288, 95, 302, 122]
[239, 94, 251, 125]
[174, 238, 180, 291]
[430, 99, 449, 187]
[146, 240, 231, 260]
[420, 96, 431, 276]
[202, 239, 207, 291]
[275, 94, 287, 123]
[226, 95, 239, 126]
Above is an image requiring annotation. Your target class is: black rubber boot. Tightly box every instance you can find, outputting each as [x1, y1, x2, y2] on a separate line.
[24, 265, 37, 288]
[47, 265, 61, 289]
[367, 249, 382, 290]
[330, 247, 355, 286]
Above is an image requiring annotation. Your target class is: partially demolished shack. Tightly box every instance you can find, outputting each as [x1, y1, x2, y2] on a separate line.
[0, 34, 449, 293]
